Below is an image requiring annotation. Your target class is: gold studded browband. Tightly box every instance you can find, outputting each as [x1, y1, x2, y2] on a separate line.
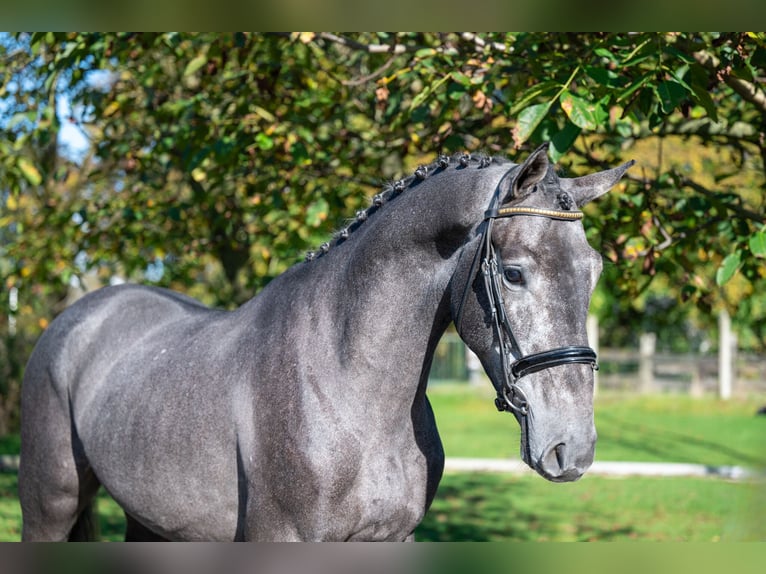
[484, 206, 585, 221]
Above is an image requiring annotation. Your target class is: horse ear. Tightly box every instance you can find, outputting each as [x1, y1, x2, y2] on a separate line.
[559, 160, 636, 207]
[500, 143, 550, 204]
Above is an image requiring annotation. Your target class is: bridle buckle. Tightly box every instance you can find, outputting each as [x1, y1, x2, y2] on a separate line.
[495, 382, 529, 415]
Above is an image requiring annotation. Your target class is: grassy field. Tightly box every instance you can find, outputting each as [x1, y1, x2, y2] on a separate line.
[428, 385, 766, 467]
[1, 470, 763, 542]
[417, 472, 765, 541]
[1, 388, 764, 542]
[422, 386, 766, 541]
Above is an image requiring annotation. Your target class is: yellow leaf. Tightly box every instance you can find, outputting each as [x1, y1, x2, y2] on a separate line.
[6, 195, 18, 210]
[103, 101, 120, 117]
[191, 168, 206, 182]
[253, 105, 276, 123]
[17, 158, 42, 186]
[184, 54, 207, 77]
[299, 32, 316, 44]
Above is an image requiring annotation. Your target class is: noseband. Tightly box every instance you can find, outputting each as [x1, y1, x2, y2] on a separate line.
[455, 198, 599, 416]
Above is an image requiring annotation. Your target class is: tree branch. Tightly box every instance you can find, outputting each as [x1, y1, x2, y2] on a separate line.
[692, 49, 766, 115]
[297, 32, 510, 57]
[340, 53, 397, 86]
[317, 33, 410, 55]
[625, 171, 764, 223]
[458, 32, 510, 53]
[609, 117, 759, 146]
[672, 172, 764, 221]
[270, 33, 510, 87]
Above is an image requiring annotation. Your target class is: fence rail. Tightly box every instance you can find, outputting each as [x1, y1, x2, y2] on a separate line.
[429, 331, 766, 397]
[596, 348, 766, 395]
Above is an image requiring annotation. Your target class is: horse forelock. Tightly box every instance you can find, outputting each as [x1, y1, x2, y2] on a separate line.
[304, 152, 511, 262]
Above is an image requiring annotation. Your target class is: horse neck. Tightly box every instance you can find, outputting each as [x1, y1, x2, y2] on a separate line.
[317, 169, 497, 397]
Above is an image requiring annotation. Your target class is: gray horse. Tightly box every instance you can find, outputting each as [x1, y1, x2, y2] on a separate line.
[18, 144, 633, 541]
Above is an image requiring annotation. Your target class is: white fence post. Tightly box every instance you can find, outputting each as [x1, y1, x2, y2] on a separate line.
[8, 286, 18, 337]
[639, 333, 656, 393]
[718, 309, 733, 400]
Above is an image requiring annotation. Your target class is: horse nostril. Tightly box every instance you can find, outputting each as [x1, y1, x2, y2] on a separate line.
[554, 443, 566, 471]
[539, 442, 579, 481]
[540, 442, 567, 476]
[537, 440, 593, 482]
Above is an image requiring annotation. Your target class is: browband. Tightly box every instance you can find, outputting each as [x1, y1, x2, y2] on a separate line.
[484, 207, 585, 220]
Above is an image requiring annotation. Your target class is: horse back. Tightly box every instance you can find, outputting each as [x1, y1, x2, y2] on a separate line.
[26, 283, 213, 390]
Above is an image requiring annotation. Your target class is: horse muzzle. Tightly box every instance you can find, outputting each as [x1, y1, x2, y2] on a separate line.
[534, 439, 595, 482]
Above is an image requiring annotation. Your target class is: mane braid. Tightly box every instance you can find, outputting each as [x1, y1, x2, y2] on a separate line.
[304, 152, 509, 262]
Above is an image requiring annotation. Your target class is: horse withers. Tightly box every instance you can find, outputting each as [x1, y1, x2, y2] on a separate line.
[19, 144, 633, 541]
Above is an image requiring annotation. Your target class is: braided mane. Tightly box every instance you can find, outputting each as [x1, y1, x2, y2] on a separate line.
[305, 152, 510, 261]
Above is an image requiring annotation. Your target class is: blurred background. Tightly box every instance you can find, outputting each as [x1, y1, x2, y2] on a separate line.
[0, 32, 764, 541]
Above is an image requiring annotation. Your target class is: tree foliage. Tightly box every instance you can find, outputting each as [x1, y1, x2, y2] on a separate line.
[1, 32, 765, 428]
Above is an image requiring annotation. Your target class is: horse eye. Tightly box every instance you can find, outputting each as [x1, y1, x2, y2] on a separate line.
[503, 266, 524, 286]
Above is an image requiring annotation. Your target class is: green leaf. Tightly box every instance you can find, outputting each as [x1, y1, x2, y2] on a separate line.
[549, 121, 581, 163]
[656, 80, 689, 114]
[253, 106, 276, 123]
[415, 48, 437, 58]
[410, 74, 451, 111]
[690, 83, 719, 123]
[716, 251, 742, 286]
[621, 37, 652, 66]
[559, 90, 605, 130]
[17, 158, 42, 186]
[749, 230, 766, 257]
[617, 73, 653, 103]
[255, 132, 274, 151]
[594, 47, 618, 63]
[512, 102, 551, 148]
[509, 81, 560, 115]
[306, 198, 329, 227]
[662, 45, 695, 64]
[451, 72, 471, 87]
[184, 54, 207, 77]
[584, 66, 624, 88]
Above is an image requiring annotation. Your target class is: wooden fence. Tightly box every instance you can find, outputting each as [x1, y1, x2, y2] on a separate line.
[595, 347, 766, 396]
[429, 327, 766, 398]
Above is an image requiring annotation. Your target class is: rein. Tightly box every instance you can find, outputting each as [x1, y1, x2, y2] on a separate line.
[455, 194, 599, 416]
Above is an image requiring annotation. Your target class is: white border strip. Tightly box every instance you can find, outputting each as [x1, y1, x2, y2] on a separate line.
[443, 458, 761, 480]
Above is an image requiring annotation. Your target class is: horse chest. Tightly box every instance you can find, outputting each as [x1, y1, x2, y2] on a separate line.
[250, 432, 432, 541]
[342, 451, 429, 541]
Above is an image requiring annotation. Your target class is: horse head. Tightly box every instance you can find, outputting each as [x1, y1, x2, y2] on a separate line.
[452, 144, 634, 482]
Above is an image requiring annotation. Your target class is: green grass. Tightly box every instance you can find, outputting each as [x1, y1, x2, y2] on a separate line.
[0, 472, 127, 542]
[1, 389, 764, 541]
[0, 472, 21, 541]
[416, 472, 766, 541]
[0, 434, 20, 454]
[2, 470, 762, 542]
[428, 385, 766, 467]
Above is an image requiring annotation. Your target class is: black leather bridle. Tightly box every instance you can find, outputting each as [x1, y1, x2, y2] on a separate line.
[455, 196, 599, 416]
